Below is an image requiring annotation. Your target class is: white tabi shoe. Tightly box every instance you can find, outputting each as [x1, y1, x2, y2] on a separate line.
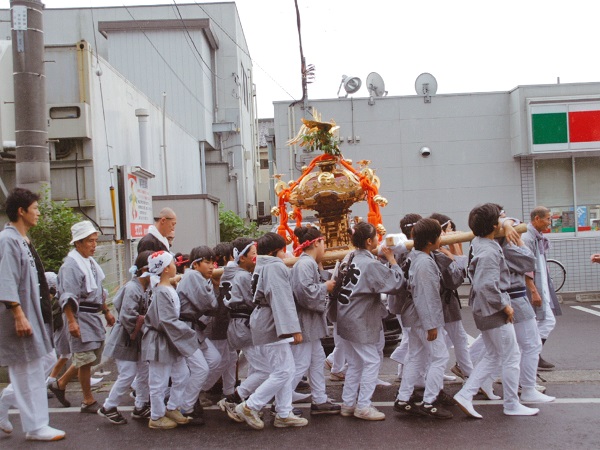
[520, 387, 556, 403]
[504, 404, 539, 416]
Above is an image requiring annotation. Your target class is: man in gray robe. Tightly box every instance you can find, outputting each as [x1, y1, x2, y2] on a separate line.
[0, 188, 65, 441]
[522, 206, 562, 371]
[49, 221, 115, 413]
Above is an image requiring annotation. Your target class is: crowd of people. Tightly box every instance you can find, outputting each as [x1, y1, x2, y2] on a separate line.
[0, 186, 584, 441]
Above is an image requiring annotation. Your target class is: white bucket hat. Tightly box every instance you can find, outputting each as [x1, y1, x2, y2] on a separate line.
[70, 220, 99, 245]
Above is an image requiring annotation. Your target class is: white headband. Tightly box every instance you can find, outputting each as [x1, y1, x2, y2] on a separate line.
[142, 251, 173, 277]
[233, 241, 255, 264]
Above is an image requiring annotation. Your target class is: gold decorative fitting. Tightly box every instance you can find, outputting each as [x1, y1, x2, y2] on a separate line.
[285, 235, 293, 245]
[270, 206, 280, 216]
[373, 195, 388, 207]
[288, 210, 296, 220]
[317, 172, 335, 185]
[376, 224, 387, 236]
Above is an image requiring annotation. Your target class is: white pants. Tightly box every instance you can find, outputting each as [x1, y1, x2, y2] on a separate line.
[342, 339, 380, 409]
[291, 340, 328, 404]
[203, 339, 237, 395]
[537, 299, 556, 340]
[469, 333, 485, 365]
[237, 345, 270, 399]
[390, 316, 410, 364]
[179, 348, 212, 413]
[191, 338, 223, 393]
[444, 320, 474, 377]
[3, 355, 52, 432]
[246, 342, 295, 418]
[326, 323, 347, 373]
[0, 350, 56, 412]
[104, 359, 149, 410]
[514, 318, 542, 389]
[457, 324, 521, 409]
[149, 357, 192, 420]
[397, 326, 448, 404]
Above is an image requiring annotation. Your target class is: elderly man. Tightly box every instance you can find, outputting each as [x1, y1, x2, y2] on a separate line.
[137, 208, 177, 253]
[0, 188, 65, 441]
[522, 206, 562, 371]
[48, 221, 115, 412]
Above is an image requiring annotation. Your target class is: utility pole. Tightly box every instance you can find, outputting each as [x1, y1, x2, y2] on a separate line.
[11, 0, 50, 193]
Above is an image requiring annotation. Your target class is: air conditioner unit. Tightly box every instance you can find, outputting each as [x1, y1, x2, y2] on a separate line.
[258, 201, 266, 217]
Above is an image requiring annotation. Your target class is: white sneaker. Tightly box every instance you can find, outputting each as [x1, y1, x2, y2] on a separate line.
[340, 404, 355, 417]
[454, 393, 483, 419]
[376, 378, 391, 387]
[25, 426, 66, 441]
[443, 373, 457, 382]
[504, 404, 539, 416]
[273, 412, 308, 428]
[480, 378, 501, 401]
[535, 383, 547, 393]
[0, 401, 12, 434]
[353, 405, 385, 421]
[235, 401, 264, 430]
[520, 388, 556, 403]
[0, 415, 12, 434]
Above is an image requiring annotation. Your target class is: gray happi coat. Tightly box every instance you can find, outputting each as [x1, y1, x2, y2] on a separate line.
[468, 237, 511, 331]
[522, 223, 563, 319]
[176, 270, 218, 348]
[432, 251, 466, 324]
[337, 249, 404, 345]
[103, 278, 148, 361]
[501, 239, 536, 323]
[290, 253, 328, 342]
[141, 285, 198, 363]
[399, 249, 445, 331]
[250, 256, 301, 346]
[0, 225, 52, 366]
[221, 265, 255, 350]
[58, 255, 105, 353]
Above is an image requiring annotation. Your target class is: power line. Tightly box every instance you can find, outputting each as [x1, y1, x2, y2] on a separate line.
[89, 6, 114, 186]
[193, 1, 298, 103]
[171, 0, 223, 80]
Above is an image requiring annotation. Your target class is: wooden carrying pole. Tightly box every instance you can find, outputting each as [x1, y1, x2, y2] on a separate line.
[212, 223, 527, 278]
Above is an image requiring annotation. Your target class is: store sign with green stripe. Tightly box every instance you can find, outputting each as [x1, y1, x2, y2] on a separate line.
[530, 101, 600, 152]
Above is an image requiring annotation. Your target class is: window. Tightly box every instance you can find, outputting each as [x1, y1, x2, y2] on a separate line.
[260, 159, 269, 170]
[535, 157, 600, 233]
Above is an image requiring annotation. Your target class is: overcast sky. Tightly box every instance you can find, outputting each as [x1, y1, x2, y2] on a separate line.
[4, 0, 600, 117]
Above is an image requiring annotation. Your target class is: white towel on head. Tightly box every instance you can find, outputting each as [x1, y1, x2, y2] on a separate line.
[67, 249, 105, 294]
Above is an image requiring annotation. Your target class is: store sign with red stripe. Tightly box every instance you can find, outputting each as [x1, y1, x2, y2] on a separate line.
[530, 101, 600, 153]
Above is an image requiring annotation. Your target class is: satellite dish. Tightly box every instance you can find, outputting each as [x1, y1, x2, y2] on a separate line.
[366, 72, 387, 97]
[415, 72, 438, 103]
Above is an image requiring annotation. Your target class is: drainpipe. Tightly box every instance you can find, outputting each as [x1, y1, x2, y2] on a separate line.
[135, 108, 149, 170]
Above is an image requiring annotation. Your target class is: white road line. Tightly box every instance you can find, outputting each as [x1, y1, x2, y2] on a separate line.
[10, 397, 600, 415]
[571, 305, 600, 317]
[591, 305, 600, 310]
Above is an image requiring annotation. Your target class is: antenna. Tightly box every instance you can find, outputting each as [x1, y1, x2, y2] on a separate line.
[415, 72, 438, 103]
[366, 72, 387, 105]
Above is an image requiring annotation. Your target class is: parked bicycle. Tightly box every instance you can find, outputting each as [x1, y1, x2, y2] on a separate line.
[547, 258, 566, 292]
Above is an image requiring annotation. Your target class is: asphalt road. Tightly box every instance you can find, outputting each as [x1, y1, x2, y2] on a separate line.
[2, 302, 600, 449]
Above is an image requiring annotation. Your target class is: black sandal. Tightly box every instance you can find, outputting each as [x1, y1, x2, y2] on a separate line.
[48, 381, 71, 408]
[80, 401, 100, 414]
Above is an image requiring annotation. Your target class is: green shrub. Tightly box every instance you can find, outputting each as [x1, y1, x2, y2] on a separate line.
[30, 189, 82, 273]
[219, 203, 263, 242]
